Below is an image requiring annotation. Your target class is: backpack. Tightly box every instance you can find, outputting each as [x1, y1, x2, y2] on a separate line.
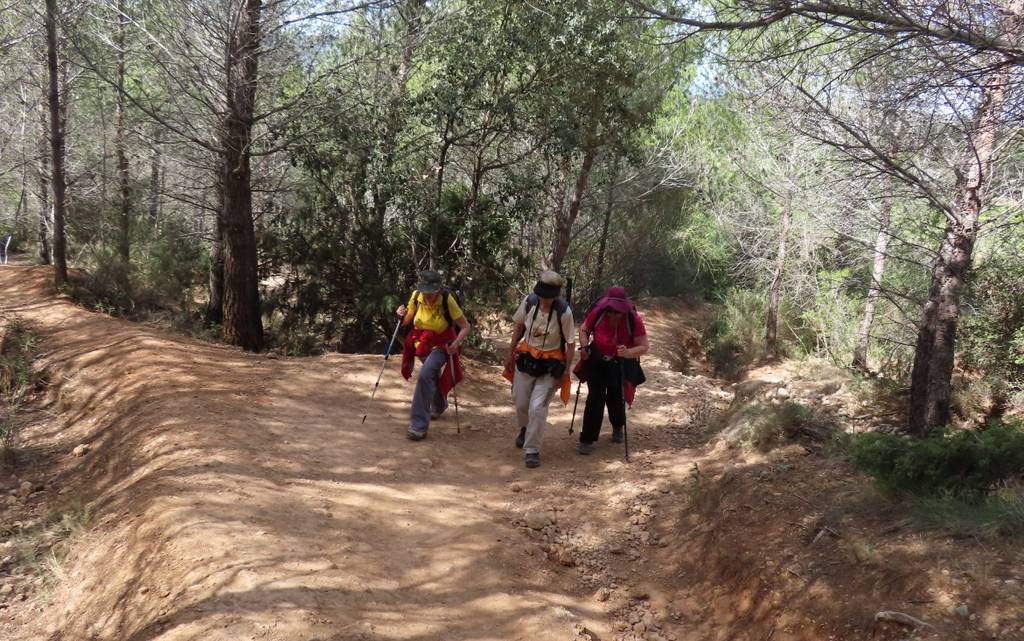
[524, 293, 569, 353]
[413, 288, 462, 328]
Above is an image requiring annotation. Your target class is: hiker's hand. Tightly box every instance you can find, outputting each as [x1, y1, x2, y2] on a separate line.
[396, 305, 407, 318]
[504, 350, 516, 372]
[580, 346, 590, 360]
[616, 344, 630, 358]
[446, 341, 460, 355]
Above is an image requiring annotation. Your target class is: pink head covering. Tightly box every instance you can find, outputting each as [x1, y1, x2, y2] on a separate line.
[596, 286, 633, 314]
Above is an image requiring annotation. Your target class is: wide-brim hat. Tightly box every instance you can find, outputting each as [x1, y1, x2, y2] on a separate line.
[598, 286, 633, 314]
[416, 270, 443, 294]
[533, 270, 563, 299]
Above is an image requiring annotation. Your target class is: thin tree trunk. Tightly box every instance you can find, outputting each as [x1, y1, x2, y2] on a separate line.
[373, 0, 425, 224]
[594, 155, 620, 292]
[15, 95, 28, 241]
[207, 187, 225, 325]
[45, 0, 68, 288]
[148, 126, 163, 224]
[100, 96, 108, 207]
[13, 187, 26, 232]
[218, 0, 264, 351]
[115, 0, 131, 267]
[37, 95, 51, 266]
[908, 20, 1017, 433]
[550, 145, 597, 272]
[765, 204, 791, 359]
[852, 200, 891, 371]
[468, 151, 485, 215]
[429, 126, 452, 271]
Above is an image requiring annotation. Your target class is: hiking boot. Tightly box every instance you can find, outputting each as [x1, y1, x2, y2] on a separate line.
[430, 411, 443, 420]
[525, 452, 540, 468]
[515, 427, 526, 449]
[577, 442, 594, 455]
[407, 428, 427, 441]
[611, 426, 624, 443]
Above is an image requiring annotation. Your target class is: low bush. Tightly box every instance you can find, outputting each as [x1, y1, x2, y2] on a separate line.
[720, 399, 838, 451]
[912, 487, 1024, 537]
[703, 289, 768, 378]
[847, 421, 1024, 499]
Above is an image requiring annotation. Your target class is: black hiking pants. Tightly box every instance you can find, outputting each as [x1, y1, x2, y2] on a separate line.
[580, 358, 625, 444]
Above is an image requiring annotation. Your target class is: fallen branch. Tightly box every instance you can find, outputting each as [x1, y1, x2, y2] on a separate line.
[874, 611, 932, 629]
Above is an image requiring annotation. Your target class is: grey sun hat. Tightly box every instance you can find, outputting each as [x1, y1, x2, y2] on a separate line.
[416, 270, 444, 294]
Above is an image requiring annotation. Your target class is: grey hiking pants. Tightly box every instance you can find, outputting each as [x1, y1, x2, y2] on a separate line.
[512, 370, 557, 455]
[409, 347, 449, 433]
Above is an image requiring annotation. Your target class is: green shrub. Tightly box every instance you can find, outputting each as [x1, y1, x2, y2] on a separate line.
[703, 288, 823, 377]
[70, 219, 207, 319]
[719, 399, 838, 451]
[951, 374, 1000, 424]
[703, 289, 767, 378]
[847, 422, 1024, 499]
[960, 254, 1024, 386]
[0, 317, 41, 461]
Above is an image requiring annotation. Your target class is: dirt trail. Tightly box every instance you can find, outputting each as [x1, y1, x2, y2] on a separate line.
[0, 267, 721, 641]
[5, 267, 1021, 641]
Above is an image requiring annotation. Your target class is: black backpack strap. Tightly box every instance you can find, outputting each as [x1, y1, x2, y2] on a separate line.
[441, 290, 453, 328]
[590, 306, 636, 341]
[524, 294, 567, 355]
[554, 298, 567, 353]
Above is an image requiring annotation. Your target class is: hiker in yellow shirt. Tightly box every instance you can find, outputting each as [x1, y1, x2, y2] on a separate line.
[396, 270, 471, 440]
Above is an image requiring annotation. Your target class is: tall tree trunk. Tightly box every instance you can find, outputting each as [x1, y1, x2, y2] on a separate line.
[908, 21, 1018, 433]
[45, 0, 68, 288]
[765, 204, 791, 359]
[218, 0, 264, 351]
[37, 96, 51, 266]
[852, 200, 892, 371]
[115, 0, 131, 267]
[550, 145, 597, 272]
[148, 126, 163, 224]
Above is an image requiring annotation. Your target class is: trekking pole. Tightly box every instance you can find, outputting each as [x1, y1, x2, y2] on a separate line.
[360, 317, 403, 424]
[568, 379, 582, 434]
[619, 357, 629, 462]
[447, 345, 461, 434]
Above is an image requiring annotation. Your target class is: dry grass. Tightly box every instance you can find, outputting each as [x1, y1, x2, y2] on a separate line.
[0, 315, 42, 463]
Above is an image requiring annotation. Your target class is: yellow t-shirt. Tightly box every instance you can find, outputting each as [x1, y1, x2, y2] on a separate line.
[406, 291, 464, 333]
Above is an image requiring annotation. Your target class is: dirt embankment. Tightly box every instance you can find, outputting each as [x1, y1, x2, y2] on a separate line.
[0, 266, 1021, 641]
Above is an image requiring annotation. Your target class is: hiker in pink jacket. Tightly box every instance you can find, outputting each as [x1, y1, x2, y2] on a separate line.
[574, 286, 648, 454]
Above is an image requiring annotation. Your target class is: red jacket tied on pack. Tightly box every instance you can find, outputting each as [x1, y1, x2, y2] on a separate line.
[401, 327, 463, 397]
